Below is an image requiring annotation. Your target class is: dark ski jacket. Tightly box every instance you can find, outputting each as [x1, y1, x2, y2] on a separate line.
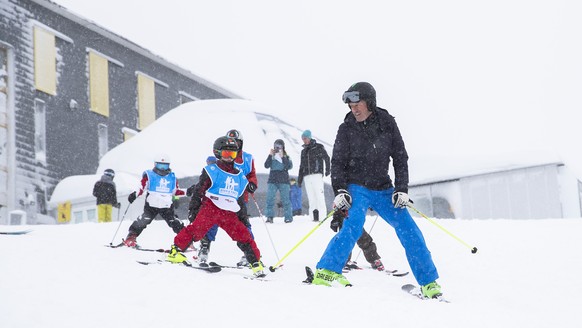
[264, 152, 293, 184]
[93, 175, 118, 205]
[297, 139, 330, 186]
[331, 106, 409, 194]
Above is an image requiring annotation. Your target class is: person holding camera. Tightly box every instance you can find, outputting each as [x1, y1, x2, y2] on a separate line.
[264, 139, 293, 223]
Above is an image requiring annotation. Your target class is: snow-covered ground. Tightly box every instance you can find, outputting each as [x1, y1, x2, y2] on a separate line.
[1, 214, 580, 328]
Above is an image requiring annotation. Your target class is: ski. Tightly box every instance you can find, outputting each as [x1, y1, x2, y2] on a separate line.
[105, 242, 125, 249]
[136, 260, 221, 273]
[207, 262, 268, 280]
[105, 243, 171, 253]
[243, 275, 269, 282]
[0, 230, 32, 235]
[342, 261, 409, 277]
[401, 284, 450, 303]
[134, 247, 170, 253]
[208, 261, 244, 270]
[385, 269, 409, 277]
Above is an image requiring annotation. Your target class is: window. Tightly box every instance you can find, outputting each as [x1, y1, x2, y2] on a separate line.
[33, 26, 56, 95]
[137, 74, 155, 129]
[87, 48, 124, 117]
[34, 99, 46, 162]
[98, 123, 108, 159]
[86, 208, 96, 222]
[89, 51, 110, 116]
[136, 72, 168, 130]
[73, 211, 83, 224]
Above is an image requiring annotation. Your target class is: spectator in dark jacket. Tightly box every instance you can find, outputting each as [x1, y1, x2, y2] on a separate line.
[264, 139, 293, 223]
[92, 169, 119, 223]
[298, 130, 330, 221]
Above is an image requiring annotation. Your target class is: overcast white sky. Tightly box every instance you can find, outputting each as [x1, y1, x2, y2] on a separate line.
[52, 0, 582, 174]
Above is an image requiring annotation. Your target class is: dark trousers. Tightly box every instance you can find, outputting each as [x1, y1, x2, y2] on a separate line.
[129, 203, 184, 236]
[346, 229, 380, 264]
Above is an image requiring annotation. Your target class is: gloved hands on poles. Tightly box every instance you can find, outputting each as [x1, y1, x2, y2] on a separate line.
[246, 182, 257, 194]
[128, 191, 137, 204]
[391, 191, 410, 208]
[333, 189, 352, 211]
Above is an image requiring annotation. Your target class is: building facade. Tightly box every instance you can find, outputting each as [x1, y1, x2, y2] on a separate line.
[0, 0, 240, 224]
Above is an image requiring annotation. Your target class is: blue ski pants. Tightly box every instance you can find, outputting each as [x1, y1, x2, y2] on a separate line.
[316, 184, 439, 286]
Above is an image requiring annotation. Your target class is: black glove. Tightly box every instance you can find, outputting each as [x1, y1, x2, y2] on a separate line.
[113, 202, 121, 209]
[330, 210, 347, 232]
[325, 170, 330, 177]
[127, 191, 137, 204]
[186, 185, 196, 197]
[246, 182, 257, 194]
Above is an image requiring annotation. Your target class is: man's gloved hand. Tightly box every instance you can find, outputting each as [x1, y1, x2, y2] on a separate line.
[127, 191, 137, 204]
[333, 189, 352, 211]
[330, 210, 347, 232]
[325, 170, 330, 177]
[113, 202, 121, 209]
[246, 182, 257, 194]
[392, 191, 410, 208]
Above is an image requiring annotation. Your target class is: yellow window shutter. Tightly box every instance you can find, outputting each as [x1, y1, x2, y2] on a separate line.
[89, 52, 110, 116]
[57, 201, 71, 223]
[137, 74, 155, 130]
[33, 26, 56, 95]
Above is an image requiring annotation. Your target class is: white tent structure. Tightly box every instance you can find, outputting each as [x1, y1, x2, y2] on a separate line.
[408, 152, 582, 219]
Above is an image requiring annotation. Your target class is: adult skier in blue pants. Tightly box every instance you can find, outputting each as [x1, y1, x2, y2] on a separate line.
[313, 82, 442, 299]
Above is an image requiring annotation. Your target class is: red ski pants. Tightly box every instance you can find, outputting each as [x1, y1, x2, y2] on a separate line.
[174, 200, 261, 261]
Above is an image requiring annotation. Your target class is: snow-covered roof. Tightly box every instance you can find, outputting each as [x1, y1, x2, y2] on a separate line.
[409, 150, 564, 185]
[96, 99, 331, 179]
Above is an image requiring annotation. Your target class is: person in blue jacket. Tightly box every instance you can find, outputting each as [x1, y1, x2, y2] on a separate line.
[312, 82, 443, 299]
[289, 177, 302, 216]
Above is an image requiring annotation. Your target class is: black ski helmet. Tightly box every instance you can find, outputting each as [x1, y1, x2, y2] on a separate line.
[343, 82, 376, 110]
[104, 168, 115, 178]
[213, 136, 239, 159]
[225, 129, 243, 149]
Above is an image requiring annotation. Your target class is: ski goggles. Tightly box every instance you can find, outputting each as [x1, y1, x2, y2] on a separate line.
[220, 149, 238, 159]
[155, 162, 170, 170]
[342, 91, 360, 103]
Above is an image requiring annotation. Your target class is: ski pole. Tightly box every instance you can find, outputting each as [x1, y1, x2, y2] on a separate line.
[407, 204, 478, 254]
[268, 209, 336, 272]
[353, 214, 379, 263]
[251, 194, 280, 262]
[109, 203, 131, 246]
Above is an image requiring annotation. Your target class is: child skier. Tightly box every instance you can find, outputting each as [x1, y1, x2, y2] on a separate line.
[168, 136, 265, 277]
[123, 155, 185, 247]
